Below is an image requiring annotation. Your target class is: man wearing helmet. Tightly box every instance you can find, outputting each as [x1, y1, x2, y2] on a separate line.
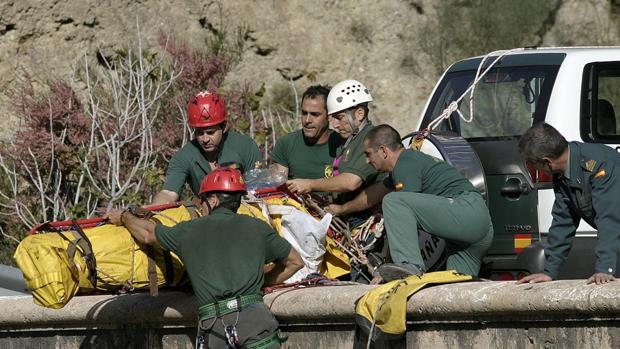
[107, 168, 303, 349]
[151, 91, 262, 205]
[286, 80, 382, 223]
[270, 85, 343, 192]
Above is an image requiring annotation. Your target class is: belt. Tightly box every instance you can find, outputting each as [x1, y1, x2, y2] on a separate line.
[198, 294, 263, 320]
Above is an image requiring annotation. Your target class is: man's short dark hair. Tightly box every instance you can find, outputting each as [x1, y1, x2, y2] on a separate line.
[518, 123, 568, 163]
[365, 124, 403, 151]
[199, 191, 243, 212]
[302, 85, 331, 109]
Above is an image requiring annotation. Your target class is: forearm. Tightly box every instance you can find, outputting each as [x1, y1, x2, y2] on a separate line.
[121, 212, 159, 246]
[543, 226, 577, 278]
[264, 249, 303, 285]
[312, 173, 362, 193]
[339, 182, 391, 215]
[264, 263, 299, 285]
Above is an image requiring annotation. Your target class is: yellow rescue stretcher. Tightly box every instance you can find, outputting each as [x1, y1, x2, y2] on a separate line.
[15, 195, 352, 309]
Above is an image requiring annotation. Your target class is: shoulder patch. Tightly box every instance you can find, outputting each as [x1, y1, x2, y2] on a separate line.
[585, 159, 597, 172]
[594, 169, 606, 179]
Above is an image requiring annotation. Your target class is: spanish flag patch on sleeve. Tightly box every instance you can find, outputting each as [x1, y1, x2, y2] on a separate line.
[594, 169, 606, 179]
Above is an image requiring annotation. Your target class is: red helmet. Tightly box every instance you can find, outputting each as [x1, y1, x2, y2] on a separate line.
[199, 168, 247, 194]
[187, 91, 227, 128]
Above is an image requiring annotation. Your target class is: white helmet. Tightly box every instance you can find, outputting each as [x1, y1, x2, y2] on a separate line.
[326, 79, 373, 115]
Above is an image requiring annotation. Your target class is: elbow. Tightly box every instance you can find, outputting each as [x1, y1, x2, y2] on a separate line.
[345, 179, 363, 192]
[289, 249, 304, 272]
[143, 234, 157, 245]
[292, 258, 304, 273]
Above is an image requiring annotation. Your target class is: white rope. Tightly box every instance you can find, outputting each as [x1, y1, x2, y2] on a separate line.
[426, 48, 525, 131]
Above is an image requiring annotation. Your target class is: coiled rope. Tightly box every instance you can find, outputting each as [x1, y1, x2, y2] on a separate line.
[425, 48, 525, 133]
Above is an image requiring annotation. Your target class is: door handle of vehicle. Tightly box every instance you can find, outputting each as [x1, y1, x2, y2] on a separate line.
[501, 178, 530, 198]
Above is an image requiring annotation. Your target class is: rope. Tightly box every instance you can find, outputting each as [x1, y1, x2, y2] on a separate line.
[265, 279, 359, 310]
[94, 236, 137, 293]
[426, 48, 525, 132]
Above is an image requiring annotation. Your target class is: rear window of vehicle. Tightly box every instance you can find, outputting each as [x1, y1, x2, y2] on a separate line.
[581, 62, 620, 143]
[422, 66, 560, 140]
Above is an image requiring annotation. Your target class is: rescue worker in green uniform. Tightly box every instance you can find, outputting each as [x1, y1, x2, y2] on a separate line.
[517, 123, 620, 285]
[286, 80, 382, 224]
[270, 85, 343, 186]
[151, 91, 262, 205]
[107, 168, 303, 348]
[327, 125, 493, 280]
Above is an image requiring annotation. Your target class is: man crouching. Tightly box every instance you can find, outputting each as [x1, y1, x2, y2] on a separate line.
[107, 168, 303, 349]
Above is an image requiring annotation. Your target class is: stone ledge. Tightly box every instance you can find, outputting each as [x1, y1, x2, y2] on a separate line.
[1, 280, 619, 329]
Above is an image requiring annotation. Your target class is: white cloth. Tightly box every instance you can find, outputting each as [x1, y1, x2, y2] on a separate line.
[279, 208, 331, 283]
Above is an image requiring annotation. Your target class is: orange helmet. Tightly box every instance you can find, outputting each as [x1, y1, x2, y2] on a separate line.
[199, 168, 247, 194]
[187, 91, 227, 128]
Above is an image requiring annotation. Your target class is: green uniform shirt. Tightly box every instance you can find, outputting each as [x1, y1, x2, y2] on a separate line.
[155, 207, 291, 306]
[334, 122, 383, 205]
[163, 131, 262, 196]
[383, 149, 476, 196]
[270, 130, 343, 180]
[545, 142, 620, 279]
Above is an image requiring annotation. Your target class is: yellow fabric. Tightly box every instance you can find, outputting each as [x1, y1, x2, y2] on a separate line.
[355, 270, 473, 335]
[320, 224, 366, 279]
[14, 205, 193, 309]
[320, 235, 351, 278]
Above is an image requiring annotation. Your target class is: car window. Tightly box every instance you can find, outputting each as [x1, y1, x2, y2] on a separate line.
[582, 63, 620, 142]
[423, 66, 559, 139]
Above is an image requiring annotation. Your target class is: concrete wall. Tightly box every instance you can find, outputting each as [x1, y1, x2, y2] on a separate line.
[0, 280, 619, 348]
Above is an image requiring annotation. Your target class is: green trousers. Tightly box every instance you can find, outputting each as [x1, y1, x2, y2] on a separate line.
[382, 191, 493, 276]
[199, 302, 281, 349]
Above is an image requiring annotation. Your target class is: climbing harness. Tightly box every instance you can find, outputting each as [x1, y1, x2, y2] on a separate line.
[196, 294, 285, 349]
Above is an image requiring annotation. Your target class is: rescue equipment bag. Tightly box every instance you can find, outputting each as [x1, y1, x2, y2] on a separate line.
[354, 270, 473, 348]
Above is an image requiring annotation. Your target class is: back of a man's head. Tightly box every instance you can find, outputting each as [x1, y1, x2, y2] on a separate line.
[365, 124, 403, 151]
[200, 191, 243, 212]
[518, 123, 568, 162]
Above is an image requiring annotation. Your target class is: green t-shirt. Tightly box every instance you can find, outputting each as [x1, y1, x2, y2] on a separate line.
[334, 122, 383, 205]
[163, 131, 262, 196]
[155, 207, 291, 306]
[384, 149, 476, 196]
[270, 130, 343, 180]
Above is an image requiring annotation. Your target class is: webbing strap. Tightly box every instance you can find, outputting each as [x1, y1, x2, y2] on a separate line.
[146, 245, 158, 296]
[246, 330, 286, 349]
[162, 250, 174, 285]
[70, 220, 98, 289]
[146, 216, 164, 296]
[198, 294, 263, 320]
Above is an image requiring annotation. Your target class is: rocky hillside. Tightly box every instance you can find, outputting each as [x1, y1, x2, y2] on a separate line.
[0, 0, 618, 137]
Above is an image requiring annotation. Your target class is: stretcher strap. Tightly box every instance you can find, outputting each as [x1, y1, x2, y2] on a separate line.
[69, 220, 98, 289]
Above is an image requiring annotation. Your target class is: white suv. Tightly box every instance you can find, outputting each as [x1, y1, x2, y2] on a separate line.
[410, 47, 620, 279]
